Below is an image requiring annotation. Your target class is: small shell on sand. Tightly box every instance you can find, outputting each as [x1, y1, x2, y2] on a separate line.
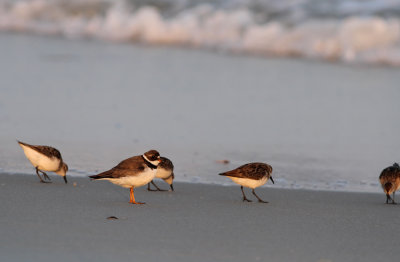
[107, 216, 118, 220]
[216, 160, 230, 164]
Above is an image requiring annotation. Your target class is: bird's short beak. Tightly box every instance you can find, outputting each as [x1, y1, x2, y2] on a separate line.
[63, 175, 68, 184]
[270, 176, 275, 184]
[170, 184, 174, 191]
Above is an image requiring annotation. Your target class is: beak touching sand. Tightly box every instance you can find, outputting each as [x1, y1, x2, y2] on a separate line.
[170, 184, 174, 191]
[63, 175, 68, 184]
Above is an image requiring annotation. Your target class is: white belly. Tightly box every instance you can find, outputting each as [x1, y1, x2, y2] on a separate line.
[106, 168, 157, 188]
[20, 145, 60, 171]
[229, 176, 268, 189]
[156, 168, 172, 179]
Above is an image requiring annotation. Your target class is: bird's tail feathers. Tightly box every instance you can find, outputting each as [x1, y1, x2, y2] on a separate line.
[89, 169, 114, 180]
[384, 182, 393, 194]
[17, 140, 27, 146]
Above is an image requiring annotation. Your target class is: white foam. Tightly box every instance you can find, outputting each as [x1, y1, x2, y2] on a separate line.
[1, 0, 400, 65]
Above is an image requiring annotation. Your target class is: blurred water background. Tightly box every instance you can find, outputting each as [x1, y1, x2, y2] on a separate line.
[1, 0, 400, 192]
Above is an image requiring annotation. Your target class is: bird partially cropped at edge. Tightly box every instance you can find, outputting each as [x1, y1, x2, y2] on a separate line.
[148, 156, 175, 191]
[17, 140, 68, 184]
[219, 162, 274, 203]
[89, 150, 161, 205]
[379, 163, 400, 204]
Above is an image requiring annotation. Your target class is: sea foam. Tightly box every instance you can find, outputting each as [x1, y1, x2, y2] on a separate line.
[1, 0, 400, 65]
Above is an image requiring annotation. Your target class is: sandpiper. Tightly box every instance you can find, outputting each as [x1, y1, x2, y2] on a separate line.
[148, 156, 175, 191]
[17, 141, 68, 183]
[379, 163, 400, 204]
[89, 150, 161, 204]
[219, 162, 274, 203]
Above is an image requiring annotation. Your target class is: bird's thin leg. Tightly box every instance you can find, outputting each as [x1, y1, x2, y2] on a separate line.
[392, 192, 397, 204]
[36, 167, 50, 183]
[147, 180, 166, 191]
[252, 189, 268, 203]
[386, 194, 392, 204]
[129, 187, 134, 203]
[130, 187, 145, 205]
[152, 181, 166, 191]
[147, 180, 157, 191]
[241, 186, 252, 202]
[39, 170, 51, 181]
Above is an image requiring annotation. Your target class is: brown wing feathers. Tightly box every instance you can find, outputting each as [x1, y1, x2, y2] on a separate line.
[18, 141, 62, 159]
[219, 163, 272, 180]
[89, 156, 146, 180]
[379, 164, 400, 193]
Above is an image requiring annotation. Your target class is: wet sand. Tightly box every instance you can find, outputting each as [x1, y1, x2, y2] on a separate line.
[0, 173, 398, 262]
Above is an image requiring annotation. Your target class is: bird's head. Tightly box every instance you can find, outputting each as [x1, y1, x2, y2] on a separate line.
[56, 163, 68, 184]
[163, 173, 175, 191]
[143, 150, 161, 166]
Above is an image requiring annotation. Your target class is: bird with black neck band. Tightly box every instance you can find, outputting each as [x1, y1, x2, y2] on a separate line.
[89, 150, 161, 205]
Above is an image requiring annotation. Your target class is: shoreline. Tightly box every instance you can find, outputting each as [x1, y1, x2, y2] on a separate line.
[1, 33, 399, 195]
[1, 173, 398, 262]
[0, 171, 382, 194]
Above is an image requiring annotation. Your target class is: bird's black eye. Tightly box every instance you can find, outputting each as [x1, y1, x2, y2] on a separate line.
[145, 150, 159, 161]
[150, 154, 158, 161]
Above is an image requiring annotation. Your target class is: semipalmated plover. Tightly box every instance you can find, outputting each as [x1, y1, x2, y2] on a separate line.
[219, 162, 274, 203]
[17, 141, 68, 183]
[148, 156, 175, 191]
[379, 163, 400, 204]
[89, 150, 161, 205]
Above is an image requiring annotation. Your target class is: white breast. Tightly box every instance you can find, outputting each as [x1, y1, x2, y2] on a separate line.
[20, 145, 60, 171]
[156, 168, 172, 179]
[106, 167, 157, 188]
[229, 176, 268, 189]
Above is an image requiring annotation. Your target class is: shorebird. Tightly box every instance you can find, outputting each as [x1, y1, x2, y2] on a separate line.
[17, 141, 68, 183]
[219, 162, 274, 203]
[148, 156, 175, 191]
[379, 163, 400, 204]
[89, 150, 161, 204]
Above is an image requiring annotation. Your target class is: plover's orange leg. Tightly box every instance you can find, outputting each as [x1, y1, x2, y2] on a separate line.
[241, 186, 252, 202]
[129, 187, 145, 205]
[129, 187, 134, 203]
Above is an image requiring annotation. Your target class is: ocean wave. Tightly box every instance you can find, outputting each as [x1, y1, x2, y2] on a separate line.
[1, 0, 400, 65]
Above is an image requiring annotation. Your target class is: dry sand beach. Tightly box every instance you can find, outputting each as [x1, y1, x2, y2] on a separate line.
[1, 174, 399, 262]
